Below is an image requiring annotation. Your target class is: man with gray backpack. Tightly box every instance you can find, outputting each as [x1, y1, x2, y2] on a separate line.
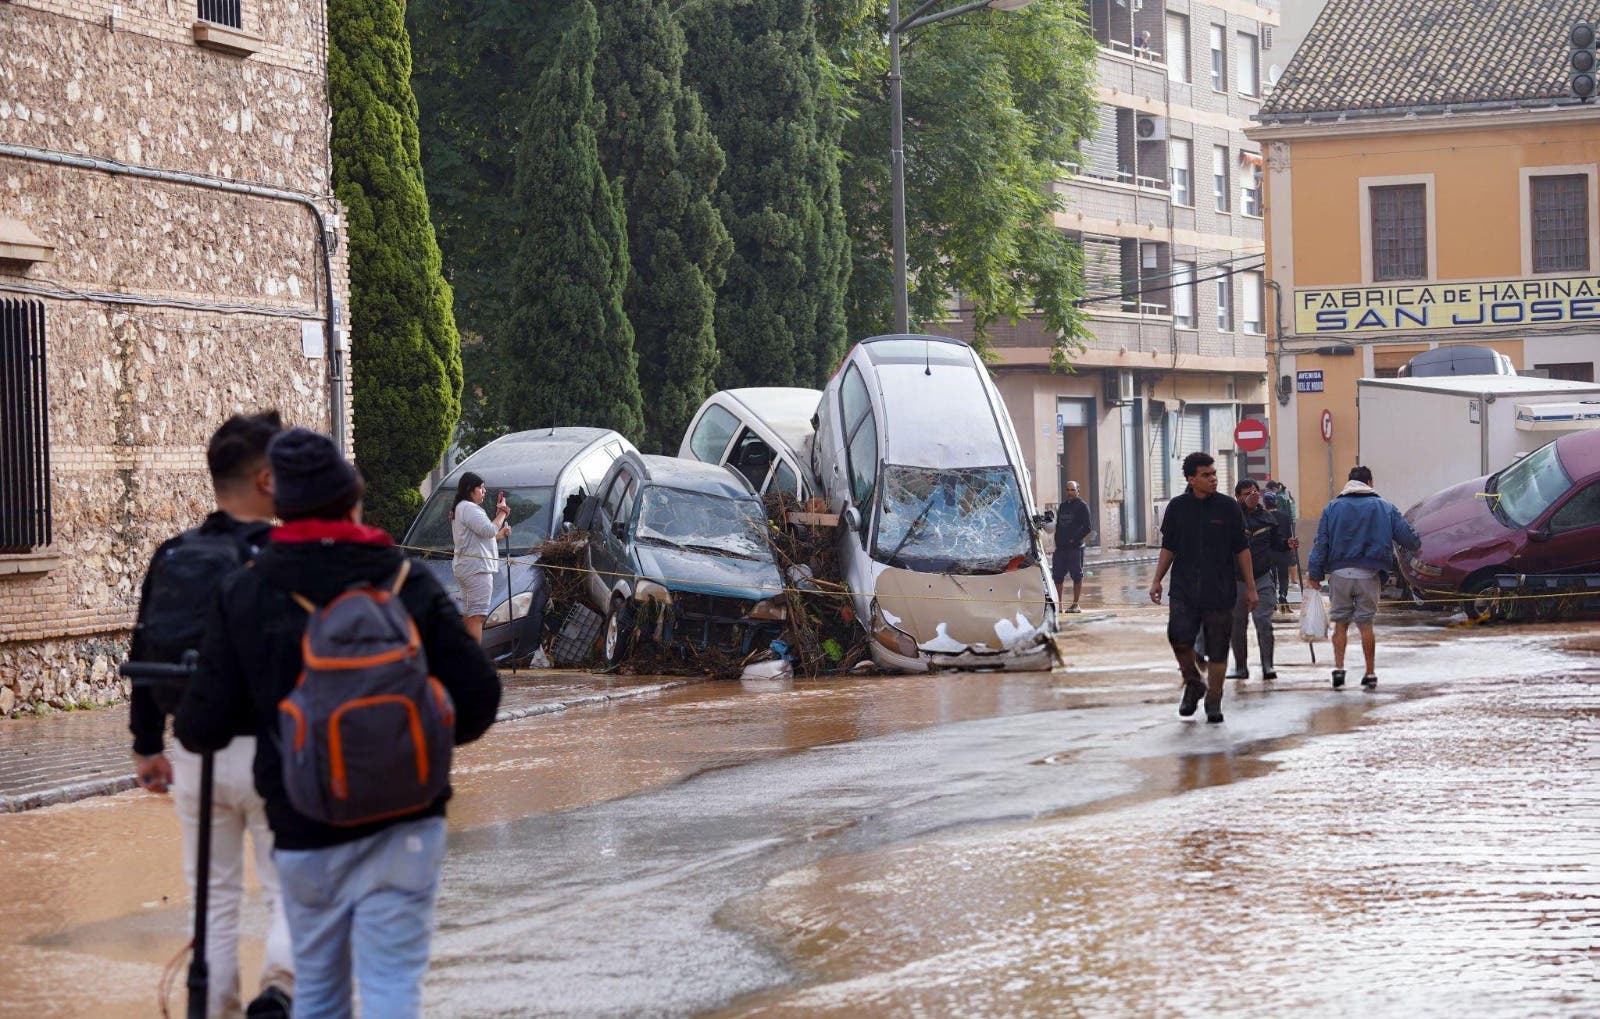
[127, 410, 294, 1018]
[177, 427, 501, 1018]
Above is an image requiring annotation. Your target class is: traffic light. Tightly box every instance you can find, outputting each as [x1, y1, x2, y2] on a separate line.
[1571, 22, 1597, 100]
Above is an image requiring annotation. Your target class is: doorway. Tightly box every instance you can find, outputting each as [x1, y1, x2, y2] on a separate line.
[1056, 397, 1099, 545]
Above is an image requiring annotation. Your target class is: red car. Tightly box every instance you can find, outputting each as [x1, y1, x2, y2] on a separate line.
[1399, 430, 1600, 610]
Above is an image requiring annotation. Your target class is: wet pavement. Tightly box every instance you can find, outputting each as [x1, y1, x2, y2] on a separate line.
[0, 563, 1595, 1017]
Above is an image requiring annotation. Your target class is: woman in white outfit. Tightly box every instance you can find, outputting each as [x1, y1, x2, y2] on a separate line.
[451, 470, 510, 641]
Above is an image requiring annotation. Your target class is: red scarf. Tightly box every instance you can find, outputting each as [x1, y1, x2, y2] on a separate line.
[270, 519, 393, 547]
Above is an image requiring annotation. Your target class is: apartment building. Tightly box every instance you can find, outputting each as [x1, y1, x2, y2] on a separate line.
[1251, 0, 1600, 523]
[952, 0, 1279, 547]
[1, 0, 351, 713]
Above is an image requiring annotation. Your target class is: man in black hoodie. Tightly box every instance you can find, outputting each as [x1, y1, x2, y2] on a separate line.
[177, 428, 501, 1019]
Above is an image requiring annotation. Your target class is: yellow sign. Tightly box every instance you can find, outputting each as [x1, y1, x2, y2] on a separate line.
[1294, 275, 1600, 334]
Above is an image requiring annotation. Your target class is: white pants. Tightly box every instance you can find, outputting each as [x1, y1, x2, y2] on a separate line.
[171, 738, 294, 1017]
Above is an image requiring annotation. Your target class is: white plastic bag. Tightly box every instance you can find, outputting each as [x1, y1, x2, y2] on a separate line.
[1299, 588, 1330, 642]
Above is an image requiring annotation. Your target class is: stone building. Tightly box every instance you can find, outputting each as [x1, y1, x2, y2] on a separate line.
[950, 0, 1279, 547]
[1, 0, 351, 713]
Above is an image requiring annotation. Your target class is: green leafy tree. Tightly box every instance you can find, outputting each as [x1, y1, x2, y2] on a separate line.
[407, 0, 571, 447]
[496, 2, 644, 438]
[819, 0, 1097, 363]
[681, 0, 851, 390]
[594, 0, 732, 454]
[330, 0, 463, 532]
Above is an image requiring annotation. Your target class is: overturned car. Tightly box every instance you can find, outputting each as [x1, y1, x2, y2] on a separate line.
[575, 452, 788, 666]
[812, 335, 1058, 671]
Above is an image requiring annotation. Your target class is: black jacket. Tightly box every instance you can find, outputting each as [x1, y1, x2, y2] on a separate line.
[1054, 498, 1092, 549]
[1242, 505, 1290, 578]
[129, 511, 273, 757]
[175, 521, 501, 851]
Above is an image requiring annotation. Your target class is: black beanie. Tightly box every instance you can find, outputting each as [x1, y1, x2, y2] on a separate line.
[268, 428, 361, 519]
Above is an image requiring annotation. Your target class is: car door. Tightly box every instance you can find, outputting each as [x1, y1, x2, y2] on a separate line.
[1525, 477, 1600, 573]
[587, 466, 637, 606]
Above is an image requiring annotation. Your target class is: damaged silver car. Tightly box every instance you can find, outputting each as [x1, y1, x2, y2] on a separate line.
[813, 334, 1057, 671]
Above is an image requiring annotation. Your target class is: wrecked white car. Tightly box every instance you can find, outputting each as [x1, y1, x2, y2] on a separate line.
[812, 335, 1057, 671]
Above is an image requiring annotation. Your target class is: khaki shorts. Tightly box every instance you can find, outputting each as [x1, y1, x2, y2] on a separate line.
[1328, 573, 1381, 626]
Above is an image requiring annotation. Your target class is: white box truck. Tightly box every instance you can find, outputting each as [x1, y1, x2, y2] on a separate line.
[1357, 376, 1600, 514]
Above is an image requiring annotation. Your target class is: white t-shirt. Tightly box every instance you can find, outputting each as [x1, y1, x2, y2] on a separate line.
[452, 500, 500, 576]
[1334, 566, 1377, 580]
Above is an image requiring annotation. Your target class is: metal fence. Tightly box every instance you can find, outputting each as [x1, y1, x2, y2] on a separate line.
[197, 0, 242, 29]
[0, 299, 52, 553]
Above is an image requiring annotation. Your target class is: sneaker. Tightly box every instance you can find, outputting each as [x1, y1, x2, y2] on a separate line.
[1361, 674, 1378, 689]
[1065, 603, 1082, 613]
[247, 987, 293, 1019]
[1226, 667, 1249, 680]
[1205, 709, 1225, 724]
[1331, 669, 1346, 690]
[1178, 679, 1206, 717]
[1262, 669, 1277, 681]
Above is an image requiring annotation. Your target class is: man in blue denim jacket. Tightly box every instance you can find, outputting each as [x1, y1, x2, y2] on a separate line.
[1307, 465, 1420, 690]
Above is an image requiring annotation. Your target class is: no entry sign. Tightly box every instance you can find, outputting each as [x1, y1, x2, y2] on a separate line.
[1234, 416, 1269, 453]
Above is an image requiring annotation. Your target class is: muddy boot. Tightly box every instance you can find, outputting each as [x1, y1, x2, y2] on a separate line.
[1203, 672, 1226, 723]
[1178, 678, 1206, 717]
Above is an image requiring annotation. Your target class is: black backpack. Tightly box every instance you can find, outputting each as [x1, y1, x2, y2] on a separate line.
[133, 528, 256, 713]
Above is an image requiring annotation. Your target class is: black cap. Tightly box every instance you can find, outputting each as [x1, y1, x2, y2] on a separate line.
[268, 428, 361, 520]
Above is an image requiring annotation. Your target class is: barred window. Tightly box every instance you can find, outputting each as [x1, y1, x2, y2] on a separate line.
[197, 0, 242, 30]
[1531, 174, 1589, 273]
[1, 299, 52, 553]
[1371, 184, 1428, 282]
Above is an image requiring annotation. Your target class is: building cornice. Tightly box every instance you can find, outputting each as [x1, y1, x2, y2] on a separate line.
[1250, 101, 1600, 141]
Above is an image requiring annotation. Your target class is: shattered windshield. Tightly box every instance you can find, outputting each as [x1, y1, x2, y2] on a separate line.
[1495, 442, 1572, 527]
[872, 465, 1032, 573]
[636, 486, 772, 561]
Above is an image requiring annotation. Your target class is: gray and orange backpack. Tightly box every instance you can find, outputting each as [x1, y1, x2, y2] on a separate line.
[278, 561, 457, 826]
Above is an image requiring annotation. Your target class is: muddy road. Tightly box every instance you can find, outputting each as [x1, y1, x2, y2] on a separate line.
[0, 564, 1595, 1017]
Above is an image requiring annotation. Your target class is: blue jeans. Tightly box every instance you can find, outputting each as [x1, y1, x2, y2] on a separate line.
[273, 817, 447, 1019]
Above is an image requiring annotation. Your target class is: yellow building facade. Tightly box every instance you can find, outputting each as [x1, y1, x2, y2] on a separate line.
[1248, 0, 1600, 523]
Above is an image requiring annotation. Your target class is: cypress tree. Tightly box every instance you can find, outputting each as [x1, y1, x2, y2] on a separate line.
[682, 0, 850, 390]
[407, 0, 571, 445]
[497, 2, 644, 439]
[330, 0, 462, 533]
[594, 0, 731, 454]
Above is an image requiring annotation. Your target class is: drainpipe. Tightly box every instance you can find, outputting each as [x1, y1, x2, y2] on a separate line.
[0, 143, 346, 454]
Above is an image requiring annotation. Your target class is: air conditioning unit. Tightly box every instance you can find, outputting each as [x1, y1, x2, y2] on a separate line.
[1104, 368, 1137, 406]
[1135, 114, 1167, 142]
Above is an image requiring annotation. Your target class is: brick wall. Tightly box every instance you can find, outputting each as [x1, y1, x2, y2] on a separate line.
[0, 0, 350, 714]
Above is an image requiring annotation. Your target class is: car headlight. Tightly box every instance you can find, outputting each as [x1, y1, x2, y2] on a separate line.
[870, 600, 920, 658]
[633, 580, 674, 605]
[748, 597, 787, 621]
[1407, 554, 1446, 579]
[485, 591, 536, 628]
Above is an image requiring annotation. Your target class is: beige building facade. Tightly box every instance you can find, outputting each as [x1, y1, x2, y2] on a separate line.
[1, 0, 351, 713]
[953, 0, 1279, 547]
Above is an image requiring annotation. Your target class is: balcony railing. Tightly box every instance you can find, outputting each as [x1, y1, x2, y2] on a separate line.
[1060, 164, 1170, 194]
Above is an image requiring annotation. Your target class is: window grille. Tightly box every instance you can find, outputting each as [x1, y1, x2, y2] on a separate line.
[0, 299, 52, 553]
[1371, 184, 1427, 281]
[1531, 174, 1589, 273]
[197, 0, 242, 29]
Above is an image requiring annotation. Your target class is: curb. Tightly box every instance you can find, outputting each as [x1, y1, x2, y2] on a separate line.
[493, 677, 702, 723]
[0, 677, 709, 815]
[0, 775, 139, 814]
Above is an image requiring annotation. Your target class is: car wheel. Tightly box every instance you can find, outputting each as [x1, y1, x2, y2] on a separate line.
[603, 597, 635, 666]
[1462, 572, 1505, 622]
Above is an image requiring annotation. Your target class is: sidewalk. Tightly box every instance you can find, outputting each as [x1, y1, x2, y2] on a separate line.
[0, 670, 701, 813]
